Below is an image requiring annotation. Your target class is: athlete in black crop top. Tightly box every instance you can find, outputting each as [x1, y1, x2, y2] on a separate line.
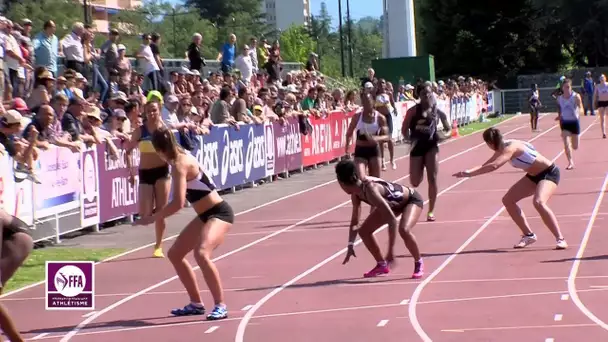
[335, 160, 424, 279]
[133, 127, 233, 321]
[0, 209, 34, 341]
[402, 84, 451, 222]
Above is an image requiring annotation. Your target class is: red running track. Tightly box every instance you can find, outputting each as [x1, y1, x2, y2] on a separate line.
[5, 114, 608, 341]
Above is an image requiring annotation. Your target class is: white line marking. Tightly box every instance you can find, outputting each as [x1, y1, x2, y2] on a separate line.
[50, 119, 530, 342]
[81, 311, 97, 318]
[409, 120, 597, 341]
[567, 171, 608, 331]
[441, 329, 465, 332]
[545, 338, 555, 342]
[204, 326, 219, 334]
[25, 287, 608, 340]
[589, 285, 608, 289]
[441, 323, 593, 333]
[31, 333, 50, 340]
[561, 294, 570, 301]
[377, 319, 389, 327]
[554, 314, 563, 321]
[400, 299, 410, 305]
[241, 305, 253, 311]
[2, 114, 524, 301]
[232, 276, 261, 279]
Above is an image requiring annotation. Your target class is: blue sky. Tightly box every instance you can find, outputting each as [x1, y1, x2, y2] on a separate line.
[310, 0, 383, 27]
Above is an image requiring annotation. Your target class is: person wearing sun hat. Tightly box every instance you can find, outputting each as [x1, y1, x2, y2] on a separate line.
[27, 69, 55, 110]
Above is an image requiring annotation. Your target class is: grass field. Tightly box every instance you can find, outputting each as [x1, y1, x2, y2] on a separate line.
[4, 247, 125, 292]
[458, 114, 516, 136]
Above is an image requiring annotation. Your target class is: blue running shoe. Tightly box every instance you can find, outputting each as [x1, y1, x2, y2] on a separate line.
[171, 303, 205, 316]
[206, 305, 228, 320]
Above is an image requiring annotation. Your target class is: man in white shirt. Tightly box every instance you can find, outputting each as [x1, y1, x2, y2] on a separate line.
[136, 33, 161, 92]
[161, 94, 180, 127]
[234, 45, 253, 86]
[2, 19, 25, 99]
[248, 38, 258, 74]
[61, 22, 85, 74]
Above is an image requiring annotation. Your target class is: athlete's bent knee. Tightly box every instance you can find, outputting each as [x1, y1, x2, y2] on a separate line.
[533, 197, 548, 210]
[193, 248, 212, 266]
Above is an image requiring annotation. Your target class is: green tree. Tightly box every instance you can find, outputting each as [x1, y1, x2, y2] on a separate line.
[5, 0, 84, 39]
[279, 25, 316, 64]
[184, 0, 264, 26]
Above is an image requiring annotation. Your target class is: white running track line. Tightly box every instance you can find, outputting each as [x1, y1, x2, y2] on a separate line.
[377, 320, 389, 327]
[567, 171, 608, 332]
[25, 287, 608, 340]
[561, 294, 569, 301]
[234, 121, 562, 342]
[58, 118, 530, 341]
[204, 326, 219, 334]
[408, 119, 598, 341]
[554, 314, 563, 322]
[1, 113, 525, 300]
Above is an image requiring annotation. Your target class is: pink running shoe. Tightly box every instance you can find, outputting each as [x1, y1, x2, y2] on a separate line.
[364, 263, 390, 278]
[412, 260, 424, 279]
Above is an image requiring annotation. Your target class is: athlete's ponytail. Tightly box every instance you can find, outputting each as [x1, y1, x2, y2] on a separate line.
[482, 127, 503, 150]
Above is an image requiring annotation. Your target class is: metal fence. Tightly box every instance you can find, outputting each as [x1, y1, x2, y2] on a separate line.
[498, 86, 583, 114]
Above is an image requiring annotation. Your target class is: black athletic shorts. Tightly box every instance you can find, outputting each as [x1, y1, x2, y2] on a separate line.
[598, 100, 608, 108]
[410, 140, 439, 157]
[406, 189, 424, 209]
[354, 144, 380, 160]
[526, 164, 560, 185]
[138, 165, 170, 185]
[560, 120, 580, 135]
[197, 201, 234, 224]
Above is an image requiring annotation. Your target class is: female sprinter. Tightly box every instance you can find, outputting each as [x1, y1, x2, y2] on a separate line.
[133, 127, 232, 321]
[556, 78, 583, 170]
[0, 209, 34, 342]
[529, 84, 541, 132]
[375, 79, 397, 171]
[337, 160, 424, 279]
[344, 92, 389, 179]
[401, 84, 451, 222]
[453, 127, 568, 250]
[593, 74, 608, 139]
[126, 101, 171, 258]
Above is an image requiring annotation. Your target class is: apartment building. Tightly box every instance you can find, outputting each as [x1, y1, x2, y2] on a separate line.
[88, 0, 142, 33]
[262, 0, 311, 32]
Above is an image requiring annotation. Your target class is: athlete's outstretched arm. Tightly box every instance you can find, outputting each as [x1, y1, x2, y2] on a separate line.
[0, 303, 23, 342]
[364, 184, 398, 262]
[454, 147, 515, 178]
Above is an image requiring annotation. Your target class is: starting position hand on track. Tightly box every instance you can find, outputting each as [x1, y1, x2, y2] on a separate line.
[453, 170, 471, 178]
[343, 245, 357, 264]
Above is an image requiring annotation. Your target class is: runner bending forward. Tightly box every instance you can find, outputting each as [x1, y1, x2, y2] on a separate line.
[337, 160, 424, 279]
[134, 127, 232, 320]
[556, 78, 582, 170]
[402, 84, 451, 221]
[453, 127, 568, 250]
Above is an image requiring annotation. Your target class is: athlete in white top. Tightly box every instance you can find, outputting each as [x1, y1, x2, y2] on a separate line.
[345, 92, 389, 179]
[133, 127, 232, 321]
[453, 127, 567, 250]
[593, 74, 608, 138]
[556, 78, 583, 170]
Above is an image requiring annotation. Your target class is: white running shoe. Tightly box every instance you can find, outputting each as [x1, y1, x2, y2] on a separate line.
[556, 239, 568, 250]
[514, 234, 537, 249]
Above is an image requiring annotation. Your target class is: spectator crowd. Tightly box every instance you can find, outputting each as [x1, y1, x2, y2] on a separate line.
[0, 15, 489, 185]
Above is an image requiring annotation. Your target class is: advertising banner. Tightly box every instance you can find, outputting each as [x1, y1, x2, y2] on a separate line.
[97, 140, 140, 222]
[33, 147, 80, 218]
[80, 145, 100, 227]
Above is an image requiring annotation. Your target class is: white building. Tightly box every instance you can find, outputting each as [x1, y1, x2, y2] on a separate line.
[262, 0, 311, 32]
[382, 0, 417, 58]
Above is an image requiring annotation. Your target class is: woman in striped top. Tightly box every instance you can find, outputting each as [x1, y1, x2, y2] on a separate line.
[453, 127, 567, 250]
